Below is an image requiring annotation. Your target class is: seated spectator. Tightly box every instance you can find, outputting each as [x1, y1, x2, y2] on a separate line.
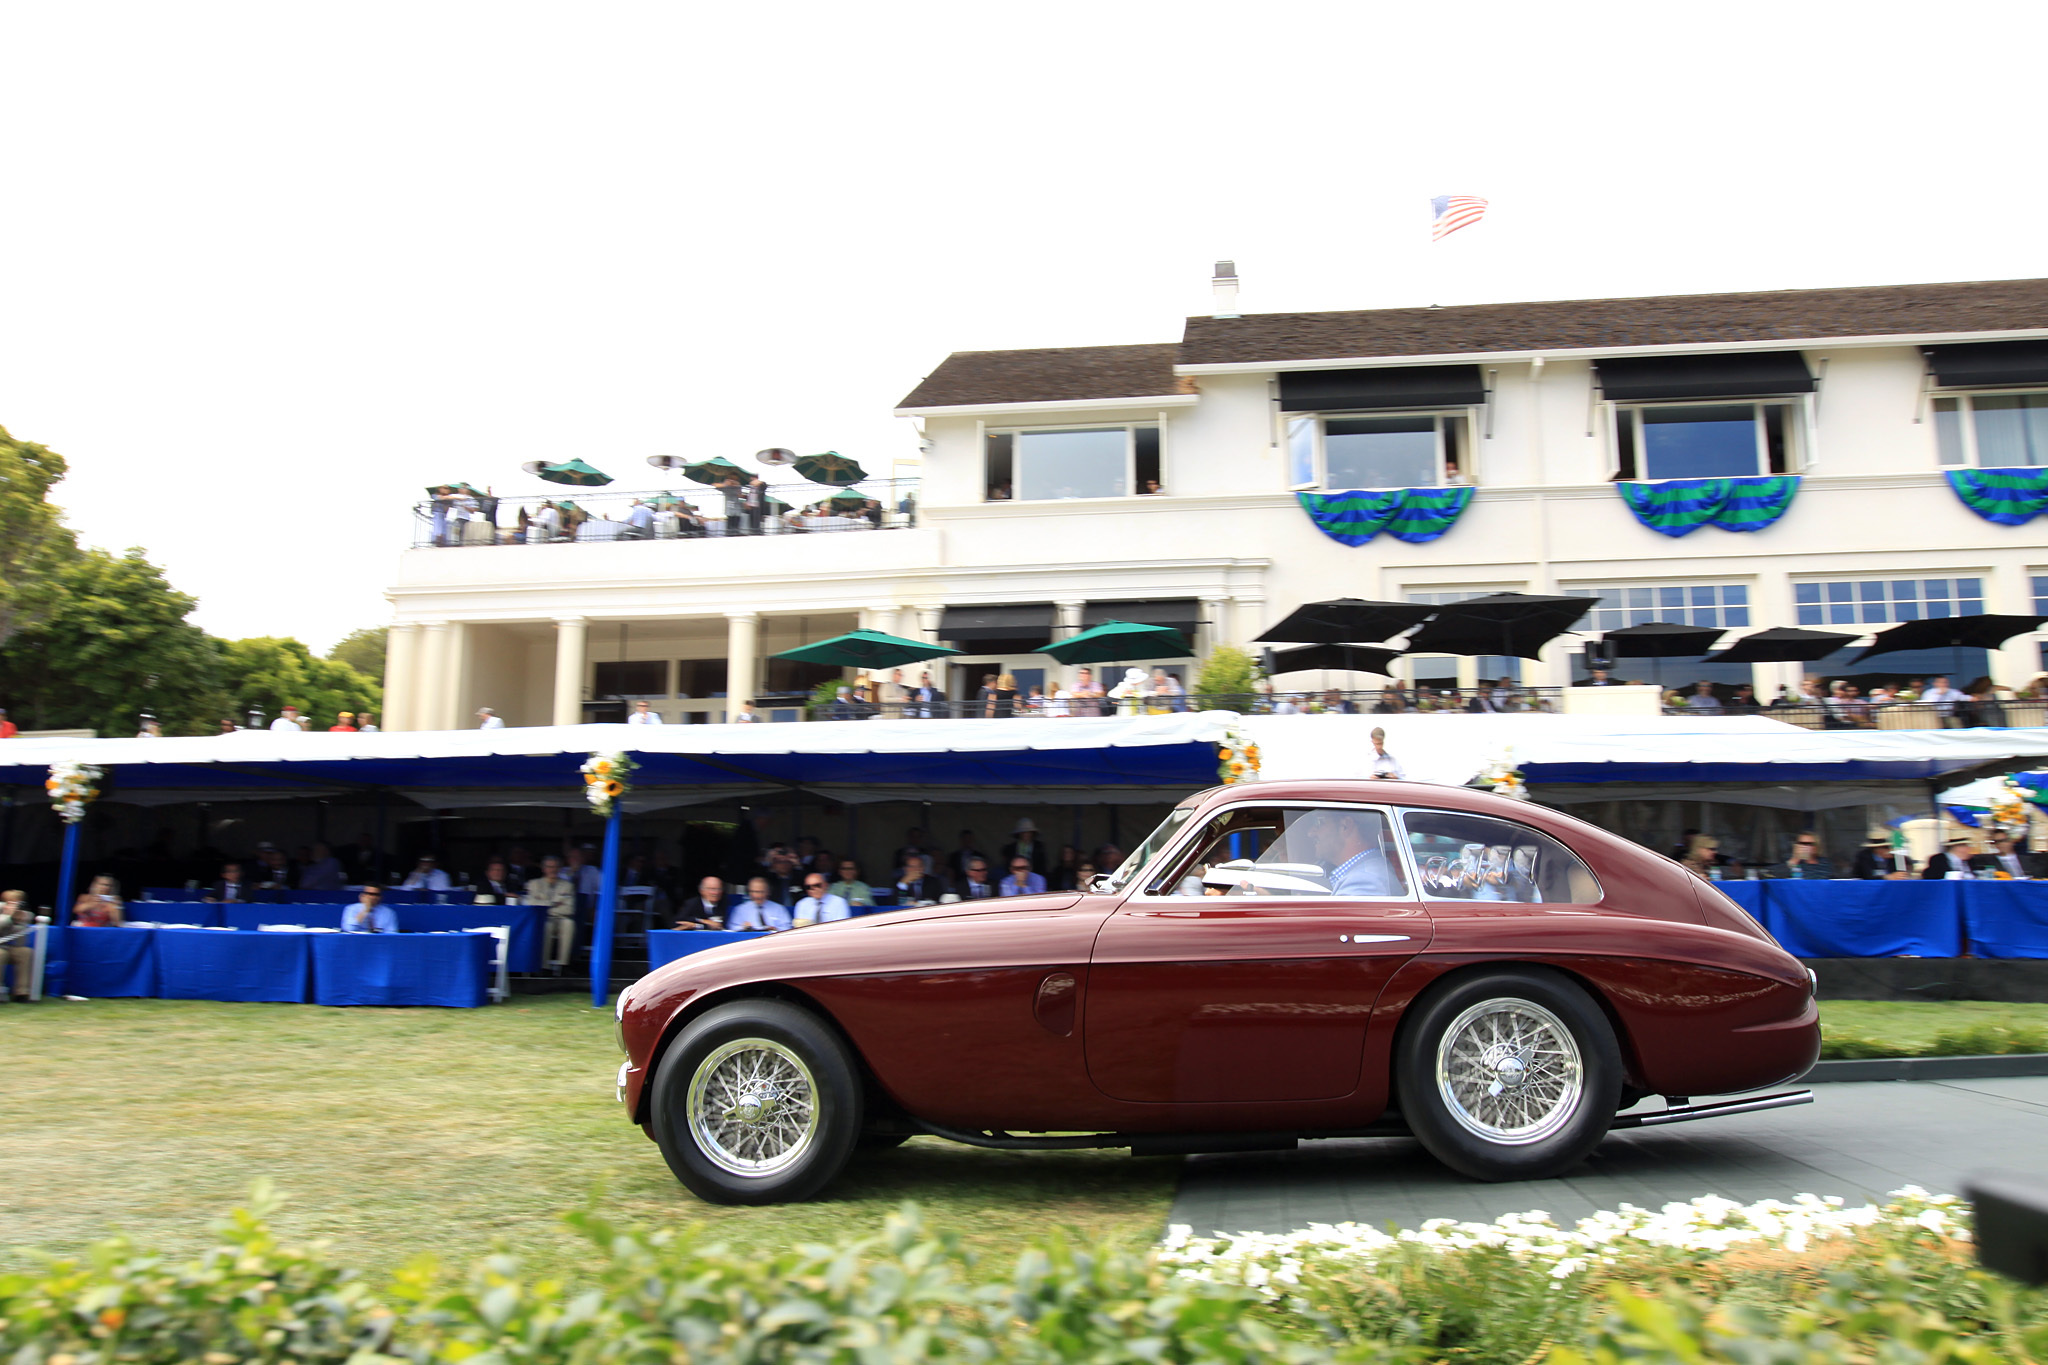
[672, 876, 728, 930]
[999, 858, 1046, 896]
[472, 858, 523, 903]
[893, 854, 947, 905]
[1373, 686, 1407, 714]
[341, 886, 398, 933]
[1923, 835, 1976, 879]
[398, 855, 452, 892]
[728, 876, 792, 932]
[2, 889, 34, 1001]
[828, 859, 874, 907]
[299, 842, 347, 891]
[71, 875, 125, 927]
[1685, 681, 1723, 714]
[1970, 832, 2043, 879]
[792, 873, 850, 927]
[943, 829, 986, 883]
[522, 856, 577, 971]
[251, 843, 293, 888]
[1852, 830, 1914, 879]
[206, 861, 253, 903]
[1726, 684, 1761, 714]
[1074, 859, 1099, 890]
[1764, 834, 1835, 880]
[958, 857, 997, 900]
[627, 699, 663, 725]
[1050, 844, 1083, 891]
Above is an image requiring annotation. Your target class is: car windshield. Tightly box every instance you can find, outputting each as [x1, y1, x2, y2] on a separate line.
[1101, 806, 1195, 893]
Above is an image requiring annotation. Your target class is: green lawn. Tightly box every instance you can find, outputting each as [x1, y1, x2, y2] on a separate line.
[1819, 998, 2048, 1056]
[0, 995, 1177, 1280]
[8, 994, 2045, 1282]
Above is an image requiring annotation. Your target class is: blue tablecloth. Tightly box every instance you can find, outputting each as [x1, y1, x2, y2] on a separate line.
[397, 905, 541, 973]
[1960, 881, 2048, 959]
[145, 888, 431, 905]
[130, 903, 224, 928]
[645, 929, 764, 969]
[155, 927, 312, 1003]
[309, 932, 493, 1007]
[1713, 880, 1765, 919]
[1760, 880, 1965, 958]
[56, 925, 159, 998]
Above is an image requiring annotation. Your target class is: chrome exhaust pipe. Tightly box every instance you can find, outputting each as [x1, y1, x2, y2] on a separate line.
[1611, 1089, 1813, 1130]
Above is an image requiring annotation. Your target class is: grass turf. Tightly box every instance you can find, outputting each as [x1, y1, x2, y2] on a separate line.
[0, 994, 1177, 1279]
[1818, 998, 2048, 1054]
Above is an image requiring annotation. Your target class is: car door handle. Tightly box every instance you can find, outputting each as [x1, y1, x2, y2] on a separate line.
[1339, 934, 1411, 944]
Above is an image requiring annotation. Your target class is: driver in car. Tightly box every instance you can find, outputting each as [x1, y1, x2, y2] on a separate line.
[1303, 809, 1402, 896]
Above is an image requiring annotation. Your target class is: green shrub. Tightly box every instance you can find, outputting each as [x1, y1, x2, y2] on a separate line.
[1193, 645, 1260, 699]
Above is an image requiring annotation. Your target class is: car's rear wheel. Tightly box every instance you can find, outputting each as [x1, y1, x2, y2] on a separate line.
[649, 999, 862, 1204]
[1397, 968, 1621, 1181]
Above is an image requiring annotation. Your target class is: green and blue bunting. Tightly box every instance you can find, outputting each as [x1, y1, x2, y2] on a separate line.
[1297, 486, 1474, 547]
[1945, 466, 2048, 526]
[1617, 475, 1800, 538]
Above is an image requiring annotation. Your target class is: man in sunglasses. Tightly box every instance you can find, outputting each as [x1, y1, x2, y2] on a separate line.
[998, 858, 1046, 896]
[792, 874, 851, 928]
[341, 885, 398, 933]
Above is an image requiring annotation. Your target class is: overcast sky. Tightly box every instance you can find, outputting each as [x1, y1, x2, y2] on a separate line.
[3, 3, 2043, 651]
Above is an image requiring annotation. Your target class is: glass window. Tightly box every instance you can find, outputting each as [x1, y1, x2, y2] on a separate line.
[2033, 574, 2048, 614]
[1399, 809, 1600, 904]
[1564, 582, 1749, 633]
[592, 661, 668, 698]
[1325, 416, 1438, 488]
[1793, 578, 1985, 626]
[1288, 417, 1316, 487]
[1637, 405, 1762, 480]
[1928, 392, 2048, 467]
[1015, 429, 1128, 500]
[1149, 805, 1407, 899]
[1933, 396, 1966, 466]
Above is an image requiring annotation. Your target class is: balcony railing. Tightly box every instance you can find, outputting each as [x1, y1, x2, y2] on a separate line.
[1678, 700, 2048, 730]
[411, 479, 922, 548]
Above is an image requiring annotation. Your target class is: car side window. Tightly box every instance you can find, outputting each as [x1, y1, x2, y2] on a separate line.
[1148, 805, 1408, 899]
[1398, 809, 1601, 904]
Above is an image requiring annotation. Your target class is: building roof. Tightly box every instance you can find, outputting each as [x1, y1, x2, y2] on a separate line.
[896, 342, 1183, 410]
[1178, 278, 2048, 366]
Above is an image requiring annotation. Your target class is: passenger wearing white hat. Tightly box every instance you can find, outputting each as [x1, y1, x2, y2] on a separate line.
[1002, 816, 1046, 875]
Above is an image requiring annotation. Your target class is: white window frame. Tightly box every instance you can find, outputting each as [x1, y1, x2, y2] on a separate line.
[1607, 398, 1807, 480]
[1791, 575, 1987, 628]
[983, 421, 1160, 503]
[1285, 408, 1474, 492]
[1929, 389, 2048, 468]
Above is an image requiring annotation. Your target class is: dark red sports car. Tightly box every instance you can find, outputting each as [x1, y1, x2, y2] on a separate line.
[615, 781, 1819, 1204]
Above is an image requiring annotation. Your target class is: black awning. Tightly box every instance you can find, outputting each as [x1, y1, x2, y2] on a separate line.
[1924, 340, 2048, 389]
[1278, 364, 1486, 413]
[1082, 598, 1202, 631]
[937, 602, 1057, 642]
[1594, 351, 1814, 402]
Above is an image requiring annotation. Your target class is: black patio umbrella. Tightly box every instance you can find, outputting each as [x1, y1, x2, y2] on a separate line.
[1852, 614, 2048, 672]
[1267, 643, 1405, 676]
[1600, 621, 1728, 687]
[1703, 626, 1861, 663]
[1402, 593, 1596, 661]
[1255, 598, 1436, 645]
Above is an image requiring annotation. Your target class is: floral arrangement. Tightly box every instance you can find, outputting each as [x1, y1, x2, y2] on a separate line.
[1160, 1187, 1966, 1296]
[46, 761, 103, 823]
[579, 751, 638, 817]
[1477, 747, 1528, 800]
[1215, 724, 1260, 784]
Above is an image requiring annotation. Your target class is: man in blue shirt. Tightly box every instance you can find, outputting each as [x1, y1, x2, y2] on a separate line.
[999, 858, 1047, 896]
[1305, 810, 1404, 897]
[792, 874, 851, 927]
[727, 876, 792, 932]
[341, 887, 399, 933]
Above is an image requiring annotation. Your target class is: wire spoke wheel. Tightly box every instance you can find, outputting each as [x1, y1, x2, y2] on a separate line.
[1435, 997, 1584, 1145]
[686, 1038, 821, 1177]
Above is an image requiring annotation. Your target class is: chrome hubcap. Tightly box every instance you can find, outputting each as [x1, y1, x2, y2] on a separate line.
[686, 1039, 819, 1177]
[1435, 997, 1583, 1145]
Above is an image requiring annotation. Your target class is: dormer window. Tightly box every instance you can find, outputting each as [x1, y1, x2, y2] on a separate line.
[1278, 364, 1483, 490]
[982, 423, 1162, 501]
[1595, 351, 1814, 481]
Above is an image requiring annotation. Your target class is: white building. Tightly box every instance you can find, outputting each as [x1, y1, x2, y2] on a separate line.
[384, 272, 2048, 728]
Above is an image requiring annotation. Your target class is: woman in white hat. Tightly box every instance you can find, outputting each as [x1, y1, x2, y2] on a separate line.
[1002, 817, 1046, 875]
[1108, 667, 1149, 716]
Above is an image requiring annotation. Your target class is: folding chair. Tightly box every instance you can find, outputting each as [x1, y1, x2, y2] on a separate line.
[465, 925, 511, 1003]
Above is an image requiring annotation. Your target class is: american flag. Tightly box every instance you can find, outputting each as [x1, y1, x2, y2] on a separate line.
[1430, 195, 1488, 242]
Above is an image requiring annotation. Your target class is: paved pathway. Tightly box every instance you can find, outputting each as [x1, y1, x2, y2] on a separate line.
[1170, 1078, 2048, 1234]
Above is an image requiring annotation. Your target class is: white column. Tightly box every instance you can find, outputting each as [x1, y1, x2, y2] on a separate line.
[1991, 566, 2038, 690]
[418, 622, 452, 730]
[1198, 595, 1231, 660]
[384, 623, 421, 732]
[446, 622, 471, 729]
[726, 612, 761, 715]
[1053, 600, 1085, 691]
[552, 616, 588, 727]
[865, 604, 899, 638]
[915, 605, 944, 642]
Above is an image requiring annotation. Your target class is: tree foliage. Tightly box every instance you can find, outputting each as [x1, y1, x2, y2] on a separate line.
[326, 625, 387, 682]
[0, 424, 79, 648]
[1193, 643, 1261, 696]
[218, 637, 381, 729]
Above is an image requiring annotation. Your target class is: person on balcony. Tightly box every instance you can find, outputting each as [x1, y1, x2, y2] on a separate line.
[1922, 676, 1967, 728]
[1068, 668, 1105, 717]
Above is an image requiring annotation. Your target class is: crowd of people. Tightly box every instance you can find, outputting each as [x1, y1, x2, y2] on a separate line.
[1641, 673, 2044, 727]
[423, 481, 915, 547]
[1677, 826, 2047, 881]
[817, 667, 1196, 719]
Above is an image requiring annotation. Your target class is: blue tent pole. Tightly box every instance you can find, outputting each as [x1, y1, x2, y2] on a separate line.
[591, 807, 622, 1008]
[55, 818, 81, 926]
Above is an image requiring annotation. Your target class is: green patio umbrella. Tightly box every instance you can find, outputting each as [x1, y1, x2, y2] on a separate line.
[679, 456, 748, 485]
[518, 458, 613, 487]
[424, 481, 479, 495]
[1041, 619, 1191, 665]
[772, 628, 962, 669]
[794, 451, 867, 485]
[823, 490, 871, 511]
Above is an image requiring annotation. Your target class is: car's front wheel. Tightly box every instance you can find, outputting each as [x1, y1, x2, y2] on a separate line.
[649, 999, 862, 1204]
[1397, 968, 1621, 1181]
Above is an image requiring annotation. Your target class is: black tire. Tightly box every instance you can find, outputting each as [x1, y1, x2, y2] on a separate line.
[648, 999, 863, 1205]
[1396, 968, 1622, 1182]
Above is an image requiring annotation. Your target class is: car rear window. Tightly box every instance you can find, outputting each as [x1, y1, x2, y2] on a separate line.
[1398, 809, 1602, 904]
